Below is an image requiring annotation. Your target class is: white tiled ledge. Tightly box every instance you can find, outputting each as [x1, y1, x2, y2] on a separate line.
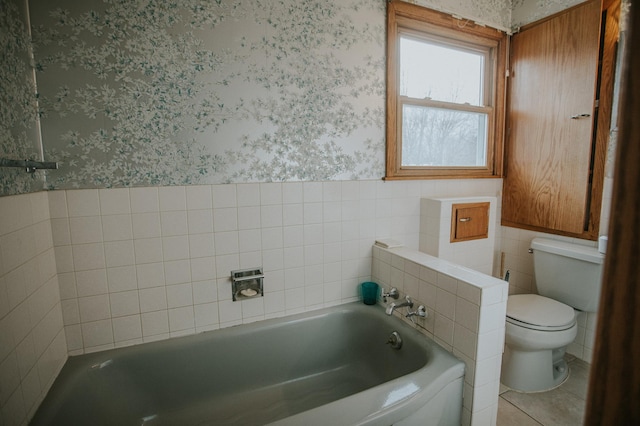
[382, 246, 506, 289]
[371, 245, 508, 426]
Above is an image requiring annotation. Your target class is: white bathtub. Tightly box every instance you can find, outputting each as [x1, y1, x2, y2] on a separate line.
[31, 303, 465, 425]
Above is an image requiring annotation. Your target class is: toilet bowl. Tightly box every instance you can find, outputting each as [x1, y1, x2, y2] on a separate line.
[501, 294, 577, 391]
[500, 238, 603, 392]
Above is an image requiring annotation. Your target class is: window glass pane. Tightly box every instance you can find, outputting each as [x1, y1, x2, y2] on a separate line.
[400, 36, 485, 106]
[401, 104, 487, 167]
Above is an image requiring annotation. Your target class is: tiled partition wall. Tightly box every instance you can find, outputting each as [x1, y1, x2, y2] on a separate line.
[49, 179, 504, 354]
[372, 246, 508, 426]
[419, 196, 498, 275]
[0, 192, 67, 425]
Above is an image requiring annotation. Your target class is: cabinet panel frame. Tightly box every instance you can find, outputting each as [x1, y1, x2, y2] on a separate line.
[501, 0, 619, 240]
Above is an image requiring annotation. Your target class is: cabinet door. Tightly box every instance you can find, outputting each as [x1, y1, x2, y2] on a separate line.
[502, 0, 601, 234]
[450, 202, 490, 243]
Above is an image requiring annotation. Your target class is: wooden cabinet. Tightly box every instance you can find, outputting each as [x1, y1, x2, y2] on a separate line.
[502, 0, 619, 239]
[450, 202, 490, 243]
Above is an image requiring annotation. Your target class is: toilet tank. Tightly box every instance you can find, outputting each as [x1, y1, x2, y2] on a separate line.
[531, 238, 604, 312]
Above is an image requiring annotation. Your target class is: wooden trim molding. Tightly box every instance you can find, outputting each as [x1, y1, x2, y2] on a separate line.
[385, 1, 507, 180]
[585, 1, 640, 423]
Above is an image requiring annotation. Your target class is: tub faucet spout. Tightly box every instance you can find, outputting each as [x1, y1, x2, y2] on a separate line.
[385, 296, 414, 315]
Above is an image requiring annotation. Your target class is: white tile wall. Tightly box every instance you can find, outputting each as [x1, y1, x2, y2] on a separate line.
[372, 246, 508, 426]
[1, 176, 608, 424]
[6, 179, 501, 425]
[0, 192, 67, 425]
[50, 179, 502, 355]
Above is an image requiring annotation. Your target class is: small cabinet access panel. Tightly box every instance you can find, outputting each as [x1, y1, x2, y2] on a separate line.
[450, 202, 490, 243]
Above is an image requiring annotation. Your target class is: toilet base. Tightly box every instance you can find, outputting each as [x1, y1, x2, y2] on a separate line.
[501, 346, 570, 392]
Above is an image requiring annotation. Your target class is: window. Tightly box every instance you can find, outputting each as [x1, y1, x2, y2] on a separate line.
[386, 1, 507, 179]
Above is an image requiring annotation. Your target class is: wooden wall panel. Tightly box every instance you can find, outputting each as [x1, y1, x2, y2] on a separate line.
[502, 0, 602, 234]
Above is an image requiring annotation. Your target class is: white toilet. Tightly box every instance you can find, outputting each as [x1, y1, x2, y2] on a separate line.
[501, 238, 604, 392]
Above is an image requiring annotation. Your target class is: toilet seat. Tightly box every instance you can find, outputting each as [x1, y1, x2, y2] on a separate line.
[506, 294, 576, 331]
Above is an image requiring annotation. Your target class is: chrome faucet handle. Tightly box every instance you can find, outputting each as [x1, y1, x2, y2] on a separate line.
[382, 287, 399, 302]
[406, 305, 427, 319]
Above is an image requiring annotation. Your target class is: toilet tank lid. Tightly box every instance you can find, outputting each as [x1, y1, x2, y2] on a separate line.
[507, 294, 576, 327]
[530, 238, 604, 264]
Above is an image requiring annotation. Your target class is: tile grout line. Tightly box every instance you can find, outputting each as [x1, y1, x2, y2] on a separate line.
[498, 396, 544, 425]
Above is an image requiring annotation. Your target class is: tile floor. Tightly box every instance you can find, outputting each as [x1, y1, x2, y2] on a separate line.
[497, 355, 591, 425]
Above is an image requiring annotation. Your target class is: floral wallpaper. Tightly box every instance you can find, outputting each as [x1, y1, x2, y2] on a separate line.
[511, 0, 586, 29]
[0, 0, 43, 196]
[26, 0, 522, 190]
[412, 0, 511, 31]
[0, 0, 621, 193]
[512, 0, 630, 30]
[29, 0, 387, 188]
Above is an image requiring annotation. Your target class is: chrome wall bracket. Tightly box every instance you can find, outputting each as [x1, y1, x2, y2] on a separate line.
[231, 267, 264, 301]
